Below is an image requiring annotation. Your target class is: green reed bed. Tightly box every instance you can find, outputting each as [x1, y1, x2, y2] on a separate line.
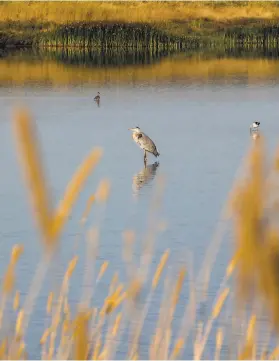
[36, 23, 196, 50]
[34, 21, 279, 51]
[224, 25, 279, 47]
[2, 19, 279, 50]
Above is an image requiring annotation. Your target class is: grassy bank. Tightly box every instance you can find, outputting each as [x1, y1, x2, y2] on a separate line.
[1, 2, 279, 48]
[1, 1, 279, 24]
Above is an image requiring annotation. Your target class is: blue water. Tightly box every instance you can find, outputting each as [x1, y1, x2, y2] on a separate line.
[0, 51, 278, 358]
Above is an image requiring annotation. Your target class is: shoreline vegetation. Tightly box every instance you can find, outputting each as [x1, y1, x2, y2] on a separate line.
[1, 2, 279, 48]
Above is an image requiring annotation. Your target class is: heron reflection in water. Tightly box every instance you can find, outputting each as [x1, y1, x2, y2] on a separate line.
[132, 161, 160, 195]
[251, 132, 260, 141]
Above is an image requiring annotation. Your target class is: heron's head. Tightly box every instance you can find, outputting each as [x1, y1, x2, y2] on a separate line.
[128, 126, 141, 133]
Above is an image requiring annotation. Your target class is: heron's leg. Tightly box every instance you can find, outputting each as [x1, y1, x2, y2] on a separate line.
[144, 150, 147, 163]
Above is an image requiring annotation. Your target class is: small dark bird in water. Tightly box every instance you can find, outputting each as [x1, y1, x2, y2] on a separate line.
[94, 92, 100, 106]
[128, 126, 160, 164]
[250, 121, 260, 133]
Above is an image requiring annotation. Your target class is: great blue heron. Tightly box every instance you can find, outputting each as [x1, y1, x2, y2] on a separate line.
[250, 121, 260, 133]
[128, 126, 160, 163]
[94, 92, 100, 106]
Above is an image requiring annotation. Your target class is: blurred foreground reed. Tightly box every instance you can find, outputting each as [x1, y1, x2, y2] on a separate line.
[0, 109, 279, 359]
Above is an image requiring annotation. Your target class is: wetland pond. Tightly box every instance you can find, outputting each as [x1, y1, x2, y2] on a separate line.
[0, 47, 279, 358]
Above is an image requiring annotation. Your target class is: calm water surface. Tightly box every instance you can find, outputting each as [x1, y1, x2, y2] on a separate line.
[0, 49, 279, 358]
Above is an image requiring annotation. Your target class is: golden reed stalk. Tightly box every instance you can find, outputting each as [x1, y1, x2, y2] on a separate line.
[13, 108, 103, 248]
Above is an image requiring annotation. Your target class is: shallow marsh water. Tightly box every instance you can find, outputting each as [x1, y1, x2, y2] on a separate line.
[0, 48, 279, 358]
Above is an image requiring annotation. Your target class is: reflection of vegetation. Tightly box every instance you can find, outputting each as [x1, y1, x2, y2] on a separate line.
[219, 45, 279, 59]
[1, 48, 279, 86]
[38, 47, 178, 68]
[39, 46, 279, 67]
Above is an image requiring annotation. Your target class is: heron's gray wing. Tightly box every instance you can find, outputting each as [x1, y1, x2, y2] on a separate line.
[136, 132, 157, 153]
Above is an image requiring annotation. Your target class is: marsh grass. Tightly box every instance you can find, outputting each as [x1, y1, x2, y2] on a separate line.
[1, 2, 279, 25]
[2, 2, 279, 47]
[1, 109, 279, 359]
[36, 23, 190, 50]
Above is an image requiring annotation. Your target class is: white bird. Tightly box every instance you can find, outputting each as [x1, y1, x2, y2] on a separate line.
[128, 127, 160, 164]
[250, 121, 260, 133]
